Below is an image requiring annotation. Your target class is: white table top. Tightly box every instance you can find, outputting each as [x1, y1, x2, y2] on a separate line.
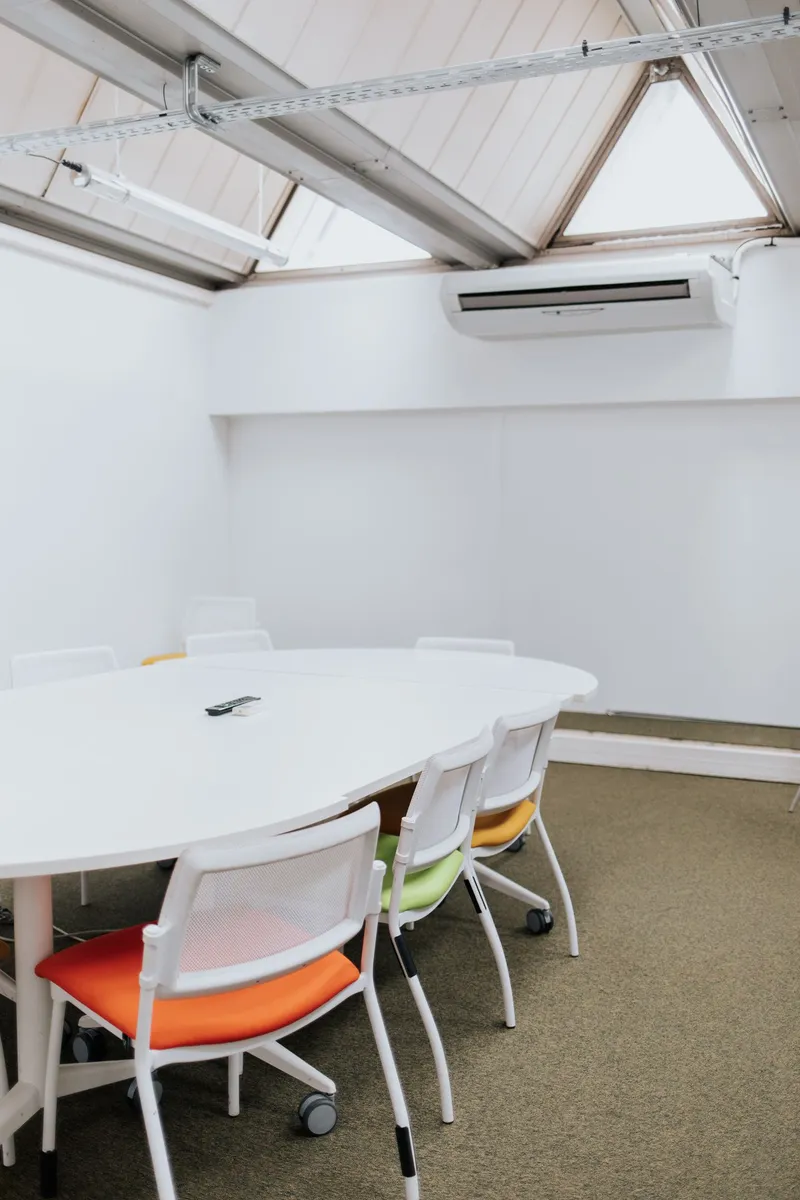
[196, 647, 598, 702]
[0, 658, 561, 878]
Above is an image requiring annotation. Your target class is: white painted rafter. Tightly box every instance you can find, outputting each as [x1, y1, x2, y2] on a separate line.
[0, 0, 535, 268]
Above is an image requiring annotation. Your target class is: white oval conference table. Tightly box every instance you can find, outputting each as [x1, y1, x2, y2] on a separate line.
[0, 648, 597, 1158]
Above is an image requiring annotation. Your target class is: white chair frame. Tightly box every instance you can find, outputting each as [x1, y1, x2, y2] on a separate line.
[381, 726, 515, 1125]
[415, 636, 515, 656]
[182, 596, 258, 640]
[473, 705, 579, 959]
[40, 804, 419, 1200]
[10, 646, 119, 907]
[185, 628, 274, 657]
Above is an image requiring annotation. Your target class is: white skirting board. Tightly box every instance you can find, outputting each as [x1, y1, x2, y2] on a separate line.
[550, 730, 800, 784]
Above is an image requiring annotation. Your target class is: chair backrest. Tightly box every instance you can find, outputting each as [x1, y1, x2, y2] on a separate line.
[185, 629, 274, 658]
[183, 596, 258, 639]
[401, 727, 494, 870]
[415, 636, 515, 656]
[10, 645, 118, 689]
[139, 803, 381, 1009]
[481, 702, 561, 816]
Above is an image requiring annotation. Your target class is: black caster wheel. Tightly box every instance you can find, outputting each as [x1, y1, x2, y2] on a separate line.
[507, 837, 525, 853]
[126, 1074, 163, 1113]
[526, 908, 554, 936]
[72, 1027, 107, 1063]
[298, 1093, 337, 1136]
[62, 1018, 74, 1048]
[156, 859, 176, 871]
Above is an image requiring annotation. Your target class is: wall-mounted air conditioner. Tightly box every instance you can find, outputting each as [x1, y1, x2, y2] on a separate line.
[441, 254, 735, 339]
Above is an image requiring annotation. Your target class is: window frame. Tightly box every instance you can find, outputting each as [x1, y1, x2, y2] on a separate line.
[245, 181, 436, 279]
[545, 64, 783, 250]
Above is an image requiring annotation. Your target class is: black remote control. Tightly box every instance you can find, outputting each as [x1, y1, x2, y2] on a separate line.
[205, 695, 261, 716]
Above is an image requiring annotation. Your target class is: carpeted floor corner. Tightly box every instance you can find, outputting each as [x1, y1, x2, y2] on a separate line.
[1, 763, 799, 1199]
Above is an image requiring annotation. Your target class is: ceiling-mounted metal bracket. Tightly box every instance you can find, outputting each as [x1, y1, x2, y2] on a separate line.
[649, 59, 682, 83]
[183, 54, 222, 129]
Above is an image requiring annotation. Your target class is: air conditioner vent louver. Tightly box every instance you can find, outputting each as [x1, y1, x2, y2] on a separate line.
[442, 256, 735, 338]
[457, 279, 691, 312]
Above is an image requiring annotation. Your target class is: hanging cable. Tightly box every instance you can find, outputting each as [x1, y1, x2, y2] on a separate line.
[113, 86, 122, 176]
[257, 162, 265, 234]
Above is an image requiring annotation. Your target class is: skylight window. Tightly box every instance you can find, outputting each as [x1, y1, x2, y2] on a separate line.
[563, 79, 769, 239]
[256, 187, 430, 273]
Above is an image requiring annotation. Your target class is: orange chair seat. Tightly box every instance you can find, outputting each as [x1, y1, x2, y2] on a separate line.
[36, 925, 359, 1050]
[472, 799, 536, 849]
[141, 653, 187, 666]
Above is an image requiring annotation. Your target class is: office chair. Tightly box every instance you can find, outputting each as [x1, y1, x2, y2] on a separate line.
[36, 804, 419, 1200]
[377, 727, 515, 1124]
[472, 703, 579, 957]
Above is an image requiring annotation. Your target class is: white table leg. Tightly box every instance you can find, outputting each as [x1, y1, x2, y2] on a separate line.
[13, 876, 53, 1093]
[0, 877, 53, 1148]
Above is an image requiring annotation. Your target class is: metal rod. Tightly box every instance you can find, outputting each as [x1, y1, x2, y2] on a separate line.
[1, 11, 799, 157]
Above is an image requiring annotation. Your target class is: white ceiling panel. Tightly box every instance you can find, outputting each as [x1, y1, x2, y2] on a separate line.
[0, 27, 94, 196]
[344, 0, 481, 142]
[188, 0, 639, 250]
[530, 61, 643, 243]
[0, 0, 653, 277]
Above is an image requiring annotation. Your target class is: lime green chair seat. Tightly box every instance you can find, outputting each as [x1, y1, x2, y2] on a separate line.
[375, 834, 463, 913]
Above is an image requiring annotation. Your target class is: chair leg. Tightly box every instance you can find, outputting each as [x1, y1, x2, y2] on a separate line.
[463, 865, 516, 1029]
[534, 813, 579, 958]
[390, 925, 453, 1123]
[227, 1055, 240, 1117]
[248, 1042, 335, 1096]
[135, 1059, 176, 1200]
[0, 1029, 15, 1168]
[40, 997, 66, 1196]
[79, 873, 89, 907]
[363, 982, 420, 1200]
[474, 862, 551, 910]
[789, 786, 800, 813]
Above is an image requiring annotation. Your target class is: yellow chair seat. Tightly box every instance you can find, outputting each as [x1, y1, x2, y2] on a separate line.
[472, 799, 536, 849]
[141, 653, 187, 666]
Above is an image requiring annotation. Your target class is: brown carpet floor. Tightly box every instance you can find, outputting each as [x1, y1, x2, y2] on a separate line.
[1, 764, 799, 1199]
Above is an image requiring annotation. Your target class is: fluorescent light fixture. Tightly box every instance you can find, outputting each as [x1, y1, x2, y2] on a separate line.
[70, 164, 288, 265]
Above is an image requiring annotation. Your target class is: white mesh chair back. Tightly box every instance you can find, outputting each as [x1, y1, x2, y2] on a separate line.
[403, 728, 494, 869]
[183, 596, 258, 639]
[142, 804, 381, 1000]
[481, 703, 561, 816]
[415, 636, 515, 656]
[186, 629, 274, 657]
[10, 645, 118, 689]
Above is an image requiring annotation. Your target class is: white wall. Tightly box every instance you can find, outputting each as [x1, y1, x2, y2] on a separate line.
[0, 230, 230, 684]
[218, 246, 800, 727]
[210, 244, 800, 416]
[227, 404, 800, 727]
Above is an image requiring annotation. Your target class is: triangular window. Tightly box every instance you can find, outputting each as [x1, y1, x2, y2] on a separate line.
[257, 186, 430, 273]
[560, 77, 770, 241]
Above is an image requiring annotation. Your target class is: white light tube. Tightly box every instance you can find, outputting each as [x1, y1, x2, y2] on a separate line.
[71, 164, 288, 265]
